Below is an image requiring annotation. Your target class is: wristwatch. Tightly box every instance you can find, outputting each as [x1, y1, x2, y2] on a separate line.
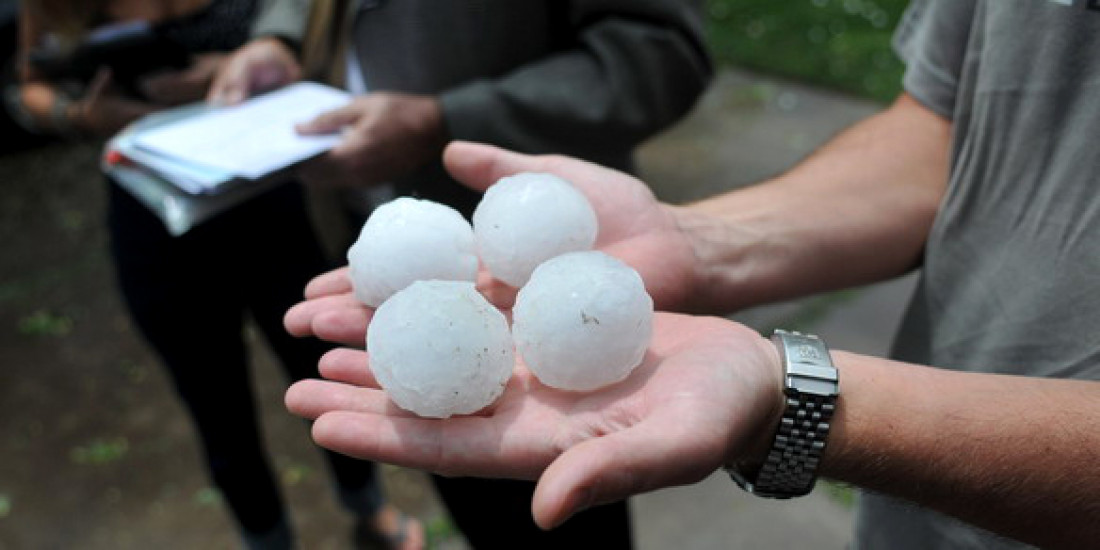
[727, 329, 839, 499]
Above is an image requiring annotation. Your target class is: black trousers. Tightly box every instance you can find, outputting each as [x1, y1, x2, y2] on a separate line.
[108, 182, 378, 533]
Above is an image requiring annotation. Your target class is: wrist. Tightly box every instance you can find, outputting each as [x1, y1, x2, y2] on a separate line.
[727, 329, 839, 498]
[668, 204, 756, 313]
[420, 96, 449, 146]
[729, 334, 786, 471]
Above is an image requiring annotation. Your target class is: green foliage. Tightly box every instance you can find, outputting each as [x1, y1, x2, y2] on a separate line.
[17, 309, 74, 337]
[424, 515, 461, 549]
[193, 487, 223, 507]
[279, 463, 316, 486]
[69, 437, 129, 465]
[706, 0, 910, 102]
[821, 480, 858, 508]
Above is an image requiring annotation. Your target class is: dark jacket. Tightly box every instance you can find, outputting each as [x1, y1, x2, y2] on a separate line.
[255, 0, 711, 206]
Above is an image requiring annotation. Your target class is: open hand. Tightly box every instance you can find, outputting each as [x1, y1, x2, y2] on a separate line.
[283, 141, 699, 346]
[285, 313, 782, 529]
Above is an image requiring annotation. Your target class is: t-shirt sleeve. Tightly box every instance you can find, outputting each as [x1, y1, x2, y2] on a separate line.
[891, 0, 978, 119]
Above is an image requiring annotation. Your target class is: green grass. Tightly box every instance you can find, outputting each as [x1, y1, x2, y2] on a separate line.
[706, 0, 910, 103]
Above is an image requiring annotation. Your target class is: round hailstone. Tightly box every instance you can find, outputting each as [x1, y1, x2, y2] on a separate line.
[367, 280, 515, 418]
[473, 172, 597, 287]
[347, 197, 478, 307]
[512, 251, 653, 391]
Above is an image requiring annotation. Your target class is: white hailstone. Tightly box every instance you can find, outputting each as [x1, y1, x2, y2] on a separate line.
[473, 172, 598, 287]
[512, 251, 653, 392]
[347, 197, 478, 307]
[367, 280, 515, 418]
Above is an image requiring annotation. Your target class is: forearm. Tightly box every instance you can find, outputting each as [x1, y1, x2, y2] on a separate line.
[671, 94, 951, 313]
[822, 353, 1100, 548]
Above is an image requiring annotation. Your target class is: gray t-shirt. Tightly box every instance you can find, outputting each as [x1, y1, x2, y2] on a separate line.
[856, 1, 1100, 548]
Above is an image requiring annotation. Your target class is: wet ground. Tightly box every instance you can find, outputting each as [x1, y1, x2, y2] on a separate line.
[0, 69, 915, 549]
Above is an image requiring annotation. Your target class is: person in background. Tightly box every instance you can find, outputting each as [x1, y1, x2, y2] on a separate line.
[210, 1, 713, 548]
[10, 1, 418, 548]
[281, 1, 1100, 549]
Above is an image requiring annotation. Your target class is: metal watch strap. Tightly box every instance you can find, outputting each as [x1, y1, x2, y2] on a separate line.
[728, 329, 839, 499]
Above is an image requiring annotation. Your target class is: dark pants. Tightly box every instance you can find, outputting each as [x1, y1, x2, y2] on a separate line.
[434, 476, 633, 549]
[107, 182, 380, 534]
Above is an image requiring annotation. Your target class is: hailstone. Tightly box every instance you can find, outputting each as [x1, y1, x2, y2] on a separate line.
[367, 280, 515, 418]
[473, 172, 598, 287]
[347, 197, 478, 307]
[512, 251, 653, 391]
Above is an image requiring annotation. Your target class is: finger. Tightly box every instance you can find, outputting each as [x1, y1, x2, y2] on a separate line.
[284, 293, 371, 340]
[207, 57, 248, 105]
[311, 410, 549, 479]
[311, 308, 373, 347]
[531, 409, 716, 530]
[85, 67, 113, 103]
[318, 347, 379, 387]
[305, 266, 354, 299]
[476, 269, 518, 310]
[285, 379, 396, 420]
[443, 141, 548, 192]
[296, 104, 362, 135]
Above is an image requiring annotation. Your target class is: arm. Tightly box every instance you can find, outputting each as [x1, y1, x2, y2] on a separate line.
[289, 0, 712, 187]
[825, 352, 1100, 549]
[13, 9, 154, 137]
[439, 0, 713, 167]
[284, 318, 1100, 549]
[673, 92, 951, 312]
[281, 135, 1094, 547]
[285, 95, 950, 341]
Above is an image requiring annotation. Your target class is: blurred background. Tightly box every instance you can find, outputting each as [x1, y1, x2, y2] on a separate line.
[0, 1, 915, 548]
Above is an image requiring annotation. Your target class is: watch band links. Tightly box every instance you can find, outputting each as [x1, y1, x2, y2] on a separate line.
[728, 329, 839, 499]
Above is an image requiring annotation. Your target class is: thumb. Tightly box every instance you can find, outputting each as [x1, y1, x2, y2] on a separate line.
[530, 413, 719, 529]
[443, 141, 549, 193]
[296, 103, 362, 135]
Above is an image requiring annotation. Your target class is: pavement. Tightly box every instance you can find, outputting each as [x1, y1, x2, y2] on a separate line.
[0, 68, 920, 549]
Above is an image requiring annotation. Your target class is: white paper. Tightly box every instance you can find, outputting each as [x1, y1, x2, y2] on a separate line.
[134, 82, 351, 180]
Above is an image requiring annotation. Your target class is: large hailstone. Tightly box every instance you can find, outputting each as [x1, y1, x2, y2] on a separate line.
[512, 251, 653, 391]
[473, 172, 598, 287]
[347, 197, 478, 307]
[367, 280, 515, 418]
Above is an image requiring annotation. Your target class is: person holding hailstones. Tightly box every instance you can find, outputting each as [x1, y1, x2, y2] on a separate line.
[284, 1, 1100, 549]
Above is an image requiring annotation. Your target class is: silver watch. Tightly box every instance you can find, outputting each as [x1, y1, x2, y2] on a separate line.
[727, 329, 839, 499]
